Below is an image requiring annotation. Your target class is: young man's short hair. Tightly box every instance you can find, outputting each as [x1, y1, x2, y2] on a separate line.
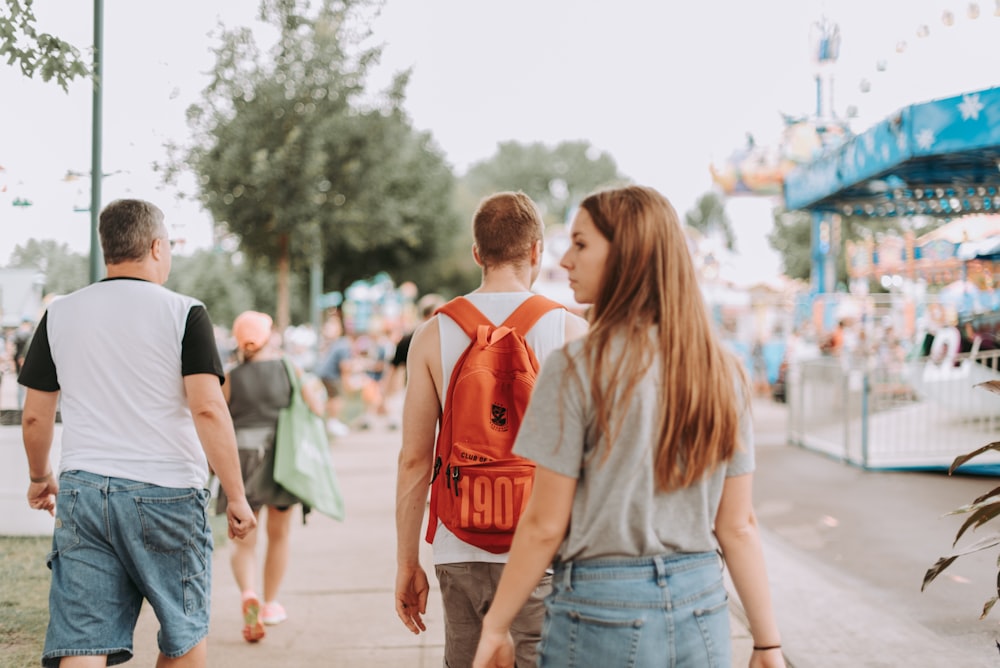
[472, 192, 544, 268]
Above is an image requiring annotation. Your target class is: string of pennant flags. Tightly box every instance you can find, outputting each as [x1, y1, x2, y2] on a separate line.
[0, 164, 130, 209]
[855, 1, 998, 98]
[712, 2, 999, 200]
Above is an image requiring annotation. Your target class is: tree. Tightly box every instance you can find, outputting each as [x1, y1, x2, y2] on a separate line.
[684, 191, 737, 252]
[166, 249, 305, 329]
[454, 140, 628, 300]
[768, 206, 939, 287]
[408, 180, 487, 298]
[171, 0, 459, 329]
[0, 1, 89, 90]
[463, 140, 627, 226]
[767, 207, 813, 281]
[8, 239, 88, 296]
[5, 240, 292, 326]
[310, 94, 461, 294]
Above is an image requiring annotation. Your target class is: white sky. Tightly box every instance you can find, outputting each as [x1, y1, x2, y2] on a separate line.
[1, 0, 997, 284]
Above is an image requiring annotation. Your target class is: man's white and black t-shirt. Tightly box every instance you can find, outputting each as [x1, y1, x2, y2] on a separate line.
[18, 277, 224, 489]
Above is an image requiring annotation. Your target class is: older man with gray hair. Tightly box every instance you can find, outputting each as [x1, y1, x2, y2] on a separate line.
[20, 198, 255, 668]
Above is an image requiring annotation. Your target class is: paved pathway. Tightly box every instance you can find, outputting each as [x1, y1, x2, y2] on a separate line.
[130, 412, 772, 666]
[4, 389, 787, 666]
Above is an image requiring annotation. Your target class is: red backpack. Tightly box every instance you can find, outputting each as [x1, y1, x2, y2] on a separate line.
[425, 295, 563, 553]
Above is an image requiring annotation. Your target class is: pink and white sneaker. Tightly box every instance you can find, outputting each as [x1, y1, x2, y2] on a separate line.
[261, 601, 287, 626]
[242, 592, 265, 642]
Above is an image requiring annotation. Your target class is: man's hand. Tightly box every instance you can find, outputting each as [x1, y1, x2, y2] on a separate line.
[226, 497, 257, 539]
[395, 563, 430, 634]
[26, 476, 57, 515]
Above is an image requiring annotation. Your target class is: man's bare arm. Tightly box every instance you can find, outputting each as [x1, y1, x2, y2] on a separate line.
[394, 319, 442, 633]
[22, 388, 60, 514]
[184, 373, 256, 539]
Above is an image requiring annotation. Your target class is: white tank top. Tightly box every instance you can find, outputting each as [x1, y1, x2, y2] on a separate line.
[433, 291, 569, 564]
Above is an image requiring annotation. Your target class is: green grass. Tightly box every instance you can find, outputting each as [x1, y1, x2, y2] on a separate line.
[0, 536, 51, 667]
[0, 517, 228, 668]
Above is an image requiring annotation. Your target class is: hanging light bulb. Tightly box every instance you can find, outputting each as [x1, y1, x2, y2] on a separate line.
[969, 2, 981, 19]
[896, 40, 908, 53]
[942, 9, 955, 25]
[995, 0, 1000, 16]
[917, 24, 930, 37]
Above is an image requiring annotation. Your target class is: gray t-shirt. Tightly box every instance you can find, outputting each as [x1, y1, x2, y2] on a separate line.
[513, 335, 754, 561]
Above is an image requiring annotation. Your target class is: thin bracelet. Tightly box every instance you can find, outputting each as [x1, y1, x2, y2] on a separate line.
[753, 644, 781, 651]
[30, 471, 52, 483]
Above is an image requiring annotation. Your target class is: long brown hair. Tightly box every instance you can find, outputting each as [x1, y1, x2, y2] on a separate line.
[576, 185, 748, 491]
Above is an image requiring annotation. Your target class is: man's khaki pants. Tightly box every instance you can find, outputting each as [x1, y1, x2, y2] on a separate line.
[435, 562, 552, 668]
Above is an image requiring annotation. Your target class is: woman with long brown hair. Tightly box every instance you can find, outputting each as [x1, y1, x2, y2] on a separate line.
[473, 185, 785, 667]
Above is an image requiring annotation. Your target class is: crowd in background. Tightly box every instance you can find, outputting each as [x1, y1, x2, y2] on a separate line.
[0, 280, 441, 428]
[212, 291, 444, 437]
[0, 317, 37, 409]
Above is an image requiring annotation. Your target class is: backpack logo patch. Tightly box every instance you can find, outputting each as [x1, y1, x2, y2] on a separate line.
[490, 404, 508, 431]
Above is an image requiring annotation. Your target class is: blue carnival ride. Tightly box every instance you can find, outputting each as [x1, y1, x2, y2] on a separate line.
[783, 85, 1000, 471]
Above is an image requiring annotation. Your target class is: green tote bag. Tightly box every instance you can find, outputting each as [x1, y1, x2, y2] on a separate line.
[274, 357, 346, 521]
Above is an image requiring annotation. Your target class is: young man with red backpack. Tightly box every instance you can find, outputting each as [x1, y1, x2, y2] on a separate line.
[395, 191, 588, 667]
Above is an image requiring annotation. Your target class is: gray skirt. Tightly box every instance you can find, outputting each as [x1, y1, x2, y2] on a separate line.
[215, 426, 301, 514]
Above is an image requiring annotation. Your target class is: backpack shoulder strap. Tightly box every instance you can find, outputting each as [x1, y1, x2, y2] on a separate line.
[502, 295, 564, 334]
[435, 296, 490, 339]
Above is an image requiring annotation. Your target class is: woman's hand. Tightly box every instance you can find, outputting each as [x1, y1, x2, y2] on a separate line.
[472, 627, 515, 668]
[749, 647, 786, 667]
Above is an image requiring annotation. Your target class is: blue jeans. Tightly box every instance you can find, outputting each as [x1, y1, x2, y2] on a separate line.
[538, 552, 731, 668]
[43, 470, 213, 667]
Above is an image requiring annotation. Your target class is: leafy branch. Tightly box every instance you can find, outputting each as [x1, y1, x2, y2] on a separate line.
[922, 381, 1000, 619]
[1, 0, 90, 91]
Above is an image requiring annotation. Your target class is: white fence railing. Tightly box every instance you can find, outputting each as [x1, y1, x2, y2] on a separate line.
[787, 349, 1000, 471]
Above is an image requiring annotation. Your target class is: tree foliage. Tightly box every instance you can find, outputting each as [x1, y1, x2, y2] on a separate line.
[8, 239, 88, 296]
[923, 380, 1000, 620]
[768, 206, 939, 287]
[310, 95, 461, 292]
[684, 191, 736, 252]
[463, 140, 627, 226]
[411, 180, 489, 298]
[3, 239, 293, 329]
[767, 207, 813, 281]
[166, 249, 305, 328]
[171, 0, 459, 324]
[0, 1, 89, 91]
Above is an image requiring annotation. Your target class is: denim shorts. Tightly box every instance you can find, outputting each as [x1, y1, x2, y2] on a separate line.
[538, 552, 731, 668]
[43, 470, 214, 667]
